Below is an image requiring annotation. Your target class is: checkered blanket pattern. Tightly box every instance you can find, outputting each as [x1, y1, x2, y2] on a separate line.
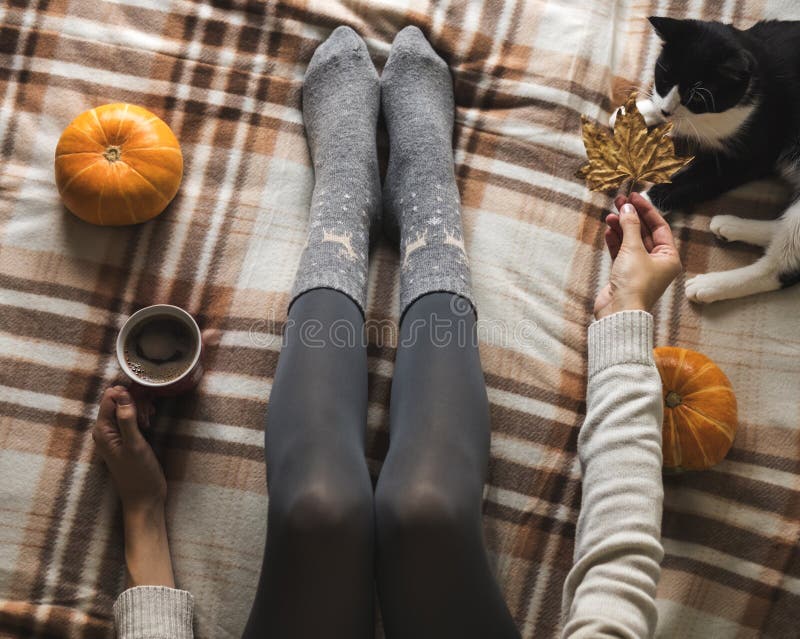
[1, 0, 798, 637]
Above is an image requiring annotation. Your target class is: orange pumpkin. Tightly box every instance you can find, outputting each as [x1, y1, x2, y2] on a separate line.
[55, 103, 183, 226]
[654, 347, 737, 472]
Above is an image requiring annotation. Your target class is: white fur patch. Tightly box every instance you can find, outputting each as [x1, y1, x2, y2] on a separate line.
[670, 104, 756, 149]
[685, 266, 781, 303]
[609, 99, 663, 128]
[650, 84, 756, 150]
[636, 99, 662, 127]
[623, 98, 665, 127]
[710, 215, 777, 247]
[654, 86, 680, 115]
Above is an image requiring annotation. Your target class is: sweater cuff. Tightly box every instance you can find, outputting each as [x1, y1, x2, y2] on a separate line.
[114, 586, 194, 639]
[588, 310, 654, 377]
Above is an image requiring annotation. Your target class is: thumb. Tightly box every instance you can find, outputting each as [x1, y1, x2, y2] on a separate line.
[618, 203, 645, 252]
[115, 390, 145, 447]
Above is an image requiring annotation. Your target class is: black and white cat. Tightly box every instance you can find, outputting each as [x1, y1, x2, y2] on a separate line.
[612, 16, 800, 303]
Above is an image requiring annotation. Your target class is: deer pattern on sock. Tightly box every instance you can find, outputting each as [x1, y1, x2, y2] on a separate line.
[289, 27, 380, 313]
[380, 26, 474, 315]
[400, 224, 470, 275]
[443, 228, 468, 262]
[402, 230, 429, 268]
[322, 228, 359, 261]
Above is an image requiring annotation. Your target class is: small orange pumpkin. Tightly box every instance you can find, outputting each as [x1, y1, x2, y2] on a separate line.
[654, 347, 737, 472]
[55, 103, 183, 226]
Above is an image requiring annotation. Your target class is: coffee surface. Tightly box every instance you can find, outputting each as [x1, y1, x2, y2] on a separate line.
[124, 316, 196, 383]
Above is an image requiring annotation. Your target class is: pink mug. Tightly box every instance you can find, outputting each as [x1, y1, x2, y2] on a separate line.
[116, 304, 204, 397]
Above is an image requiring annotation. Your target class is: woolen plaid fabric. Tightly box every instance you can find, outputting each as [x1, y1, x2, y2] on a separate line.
[1, 1, 798, 638]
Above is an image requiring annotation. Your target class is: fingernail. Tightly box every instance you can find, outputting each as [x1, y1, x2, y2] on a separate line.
[117, 391, 132, 406]
[621, 203, 636, 217]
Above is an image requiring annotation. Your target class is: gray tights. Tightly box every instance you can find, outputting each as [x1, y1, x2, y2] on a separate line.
[242, 288, 520, 639]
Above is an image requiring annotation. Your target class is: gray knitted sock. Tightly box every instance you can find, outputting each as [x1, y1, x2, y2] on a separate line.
[291, 26, 381, 314]
[381, 26, 474, 317]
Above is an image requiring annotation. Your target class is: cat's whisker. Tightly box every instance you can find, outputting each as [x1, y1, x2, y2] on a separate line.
[696, 86, 717, 112]
[676, 117, 702, 144]
[697, 90, 711, 113]
[615, 83, 654, 100]
[674, 115, 712, 147]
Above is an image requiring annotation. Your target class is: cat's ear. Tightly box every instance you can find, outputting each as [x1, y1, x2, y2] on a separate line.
[648, 16, 686, 41]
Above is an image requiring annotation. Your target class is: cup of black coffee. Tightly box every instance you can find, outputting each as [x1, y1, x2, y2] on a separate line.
[116, 305, 203, 396]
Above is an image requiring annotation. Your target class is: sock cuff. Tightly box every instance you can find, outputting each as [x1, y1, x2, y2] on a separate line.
[399, 271, 475, 320]
[291, 278, 367, 317]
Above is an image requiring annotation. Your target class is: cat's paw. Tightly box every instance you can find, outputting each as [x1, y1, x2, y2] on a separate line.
[685, 272, 734, 303]
[609, 100, 662, 129]
[709, 215, 741, 242]
[638, 99, 664, 127]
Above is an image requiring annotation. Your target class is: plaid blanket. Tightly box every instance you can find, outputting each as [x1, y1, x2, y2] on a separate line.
[1, 1, 799, 637]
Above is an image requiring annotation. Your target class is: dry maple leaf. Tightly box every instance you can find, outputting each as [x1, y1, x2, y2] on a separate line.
[577, 92, 694, 194]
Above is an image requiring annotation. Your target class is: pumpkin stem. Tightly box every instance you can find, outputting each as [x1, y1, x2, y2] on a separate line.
[665, 391, 682, 408]
[103, 146, 121, 163]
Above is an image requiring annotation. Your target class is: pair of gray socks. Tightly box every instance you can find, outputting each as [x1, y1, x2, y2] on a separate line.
[291, 25, 473, 318]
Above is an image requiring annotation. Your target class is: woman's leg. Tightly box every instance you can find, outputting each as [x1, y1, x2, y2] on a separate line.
[375, 293, 519, 639]
[374, 27, 520, 639]
[243, 289, 375, 639]
[243, 25, 380, 639]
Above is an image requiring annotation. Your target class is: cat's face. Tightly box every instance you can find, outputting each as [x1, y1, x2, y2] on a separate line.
[649, 16, 753, 118]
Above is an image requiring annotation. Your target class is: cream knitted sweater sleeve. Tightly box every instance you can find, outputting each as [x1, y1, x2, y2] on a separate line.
[561, 311, 665, 638]
[113, 585, 194, 638]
